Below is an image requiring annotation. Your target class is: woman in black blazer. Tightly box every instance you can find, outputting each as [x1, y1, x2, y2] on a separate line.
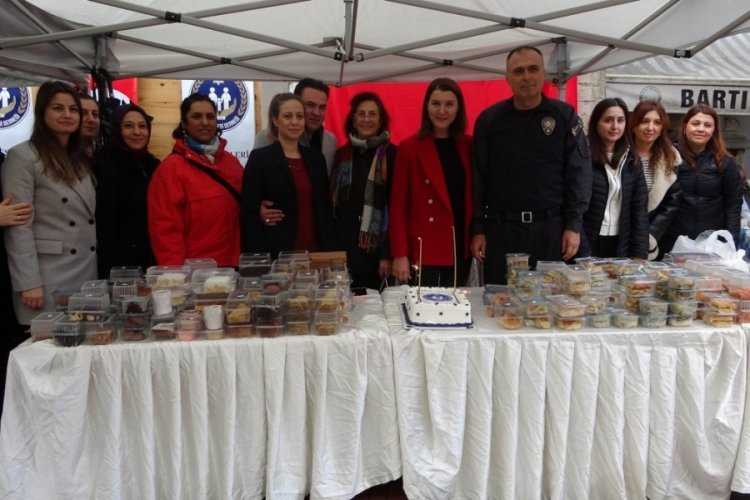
[241, 93, 336, 258]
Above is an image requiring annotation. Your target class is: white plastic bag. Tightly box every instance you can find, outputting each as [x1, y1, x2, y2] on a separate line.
[674, 230, 749, 272]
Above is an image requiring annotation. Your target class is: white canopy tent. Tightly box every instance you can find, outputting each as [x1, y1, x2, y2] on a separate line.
[1, 0, 750, 87]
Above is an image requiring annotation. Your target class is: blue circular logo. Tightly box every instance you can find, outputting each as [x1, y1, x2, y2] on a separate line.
[0, 87, 30, 129]
[191, 80, 248, 132]
[423, 292, 453, 302]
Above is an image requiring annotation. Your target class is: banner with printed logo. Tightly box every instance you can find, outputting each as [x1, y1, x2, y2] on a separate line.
[0, 86, 33, 154]
[181, 80, 255, 165]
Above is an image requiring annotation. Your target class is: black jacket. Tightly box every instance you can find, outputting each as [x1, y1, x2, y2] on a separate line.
[664, 150, 742, 251]
[580, 151, 649, 258]
[94, 145, 160, 278]
[241, 142, 336, 258]
[644, 152, 682, 259]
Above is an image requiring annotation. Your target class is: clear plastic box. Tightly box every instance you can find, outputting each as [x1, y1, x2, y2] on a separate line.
[520, 297, 550, 317]
[53, 319, 86, 347]
[111, 279, 139, 299]
[81, 279, 109, 295]
[563, 265, 592, 293]
[52, 287, 79, 311]
[313, 310, 339, 336]
[121, 296, 150, 314]
[523, 314, 552, 329]
[727, 275, 750, 300]
[191, 268, 237, 294]
[496, 305, 523, 330]
[703, 311, 736, 327]
[225, 291, 253, 324]
[109, 265, 143, 280]
[227, 324, 254, 338]
[505, 252, 530, 269]
[639, 313, 667, 328]
[547, 295, 586, 318]
[86, 315, 117, 345]
[639, 297, 669, 315]
[709, 295, 740, 314]
[618, 275, 657, 297]
[554, 314, 584, 330]
[668, 314, 694, 327]
[146, 265, 190, 287]
[587, 311, 612, 328]
[30, 311, 65, 341]
[613, 309, 639, 329]
[119, 313, 151, 341]
[668, 301, 697, 316]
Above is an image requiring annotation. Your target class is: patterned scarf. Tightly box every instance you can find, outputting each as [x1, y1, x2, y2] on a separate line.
[332, 131, 390, 252]
[184, 134, 221, 163]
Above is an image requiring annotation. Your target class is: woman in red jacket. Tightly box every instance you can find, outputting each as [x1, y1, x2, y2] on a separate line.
[148, 93, 244, 267]
[391, 78, 473, 287]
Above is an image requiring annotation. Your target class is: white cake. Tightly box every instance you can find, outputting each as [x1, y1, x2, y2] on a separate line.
[405, 287, 472, 327]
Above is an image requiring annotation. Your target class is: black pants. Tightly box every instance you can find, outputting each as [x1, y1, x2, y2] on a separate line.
[483, 215, 564, 285]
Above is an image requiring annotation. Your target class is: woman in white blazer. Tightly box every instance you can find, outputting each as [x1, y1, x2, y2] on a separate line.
[2, 81, 97, 325]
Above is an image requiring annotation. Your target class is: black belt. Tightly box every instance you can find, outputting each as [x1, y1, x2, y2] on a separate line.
[485, 206, 562, 224]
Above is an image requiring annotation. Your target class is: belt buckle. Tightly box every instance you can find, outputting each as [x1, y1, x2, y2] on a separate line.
[521, 211, 533, 223]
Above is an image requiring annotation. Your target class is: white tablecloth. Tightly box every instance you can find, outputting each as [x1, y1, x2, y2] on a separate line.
[385, 287, 747, 500]
[733, 323, 750, 493]
[0, 293, 400, 500]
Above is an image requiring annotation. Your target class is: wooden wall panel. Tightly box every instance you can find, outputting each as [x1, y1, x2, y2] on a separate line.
[137, 79, 181, 161]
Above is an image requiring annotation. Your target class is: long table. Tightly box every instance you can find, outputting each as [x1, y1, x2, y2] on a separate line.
[385, 288, 747, 500]
[0, 293, 401, 500]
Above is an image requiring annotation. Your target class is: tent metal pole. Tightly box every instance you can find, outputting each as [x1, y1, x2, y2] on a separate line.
[554, 38, 569, 101]
[384, 0, 676, 56]
[0, 0, 307, 49]
[569, 0, 680, 77]
[690, 11, 750, 54]
[337, 0, 356, 86]
[7, 0, 90, 67]
[92, 0, 333, 59]
[114, 33, 305, 80]
[359, 0, 639, 62]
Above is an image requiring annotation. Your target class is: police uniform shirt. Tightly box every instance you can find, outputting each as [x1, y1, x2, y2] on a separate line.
[472, 95, 591, 235]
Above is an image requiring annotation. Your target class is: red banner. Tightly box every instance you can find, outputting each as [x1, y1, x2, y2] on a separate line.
[325, 78, 577, 145]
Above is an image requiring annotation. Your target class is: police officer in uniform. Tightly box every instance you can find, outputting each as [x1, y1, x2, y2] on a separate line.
[471, 46, 592, 284]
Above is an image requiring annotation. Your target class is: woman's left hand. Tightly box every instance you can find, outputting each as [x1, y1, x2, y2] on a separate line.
[378, 258, 392, 278]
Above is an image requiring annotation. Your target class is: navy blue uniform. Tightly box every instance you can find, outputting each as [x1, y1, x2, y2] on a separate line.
[472, 96, 592, 284]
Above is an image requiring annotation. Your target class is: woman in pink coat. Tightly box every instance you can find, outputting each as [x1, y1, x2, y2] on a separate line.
[391, 78, 473, 287]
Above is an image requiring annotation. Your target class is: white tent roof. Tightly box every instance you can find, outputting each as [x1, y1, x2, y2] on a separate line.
[607, 31, 750, 84]
[2, 0, 750, 86]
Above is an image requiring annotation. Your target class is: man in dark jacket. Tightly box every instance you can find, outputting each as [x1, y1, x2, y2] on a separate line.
[471, 46, 592, 284]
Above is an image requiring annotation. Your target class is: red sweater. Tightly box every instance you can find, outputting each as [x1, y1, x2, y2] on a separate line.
[148, 138, 244, 267]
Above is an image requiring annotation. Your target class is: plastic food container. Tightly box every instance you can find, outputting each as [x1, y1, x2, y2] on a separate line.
[587, 311, 612, 329]
[574, 256, 608, 274]
[119, 313, 151, 341]
[563, 265, 592, 293]
[578, 294, 609, 315]
[52, 288, 79, 311]
[703, 311, 736, 327]
[618, 275, 657, 297]
[535, 261, 567, 284]
[260, 273, 293, 293]
[30, 311, 65, 342]
[668, 314, 694, 327]
[608, 259, 641, 277]
[238, 253, 273, 277]
[152, 320, 176, 340]
[639, 313, 667, 328]
[227, 324, 254, 338]
[709, 295, 740, 314]
[67, 293, 110, 322]
[727, 276, 750, 300]
[668, 301, 698, 316]
[524, 314, 552, 329]
[109, 265, 143, 280]
[284, 311, 312, 335]
[497, 306, 523, 330]
[639, 297, 669, 315]
[86, 315, 117, 345]
[146, 265, 191, 287]
[520, 297, 550, 317]
[191, 268, 237, 294]
[505, 252, 530, 270]
[547, 295, 586, 318]
[80, 279, 109, 296]
[53, 320, 86, 347]
[313, 310, 339, 336]
[613, 309, 639, 329]
[554, 314, 584, 330]
[121, 296, 150, 314]
[111, 279, 139, 300]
